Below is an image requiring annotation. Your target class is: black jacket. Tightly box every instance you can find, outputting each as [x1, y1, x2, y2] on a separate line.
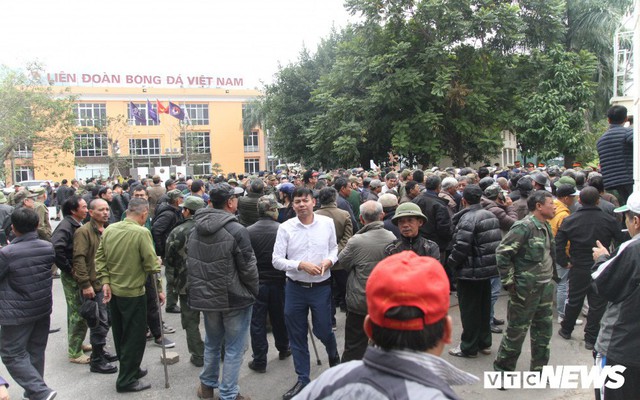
[382, 210, 401, 239]
[555, 205, 625, 269]
[412, 191, 452, 249]
[51, 215, 82, 274]
[152, 203, 183, 257]
[237, 192, 261, 227]
[447, 204, 501, 280]
[596, 124, 634, 189]
[187, 208, 258, 312]
[247, 217, 286, 284]
[0, 232, 55, 325]
[384, 234, 440, 259]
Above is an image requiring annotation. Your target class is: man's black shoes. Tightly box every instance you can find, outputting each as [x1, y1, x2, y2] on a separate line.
[103, 351, 118, 362]
[490, 324, 503, 334]
[329, 354, 341, 367]
[116, 380, 151, 393]
[279, 349, 292, 360]
[492, 317, 505, 326]
[283, 382, 306, 400]
[90, 359, 117, 374]
[166, 305, 181, 314]
[137, 368, 148, 379]
[558, 329, 571, 340]
[248, 360, 266, 373]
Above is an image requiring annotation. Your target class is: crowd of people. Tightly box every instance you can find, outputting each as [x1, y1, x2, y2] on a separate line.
[0, 104, 638, 400]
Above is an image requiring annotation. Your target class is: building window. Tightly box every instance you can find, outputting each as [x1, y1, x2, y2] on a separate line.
[14, 167, 33, 182]
[129, 138, 160, 155]
[244, 131, 259, 153]
[75, 103, 107, 127]
[184, 104, 209, 125]
[187, 131, 210, 154]
[13, 143, 33, 159]
[75, 133, 109, 157]
[193, 162, 212, 175]
[128, 103, 158, 126]
[244, 158, 260, 174]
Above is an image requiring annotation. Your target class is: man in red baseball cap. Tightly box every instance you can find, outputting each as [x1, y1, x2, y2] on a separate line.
[295, 251, 478, 399]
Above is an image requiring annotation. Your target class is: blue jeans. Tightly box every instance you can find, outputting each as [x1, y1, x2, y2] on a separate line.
[490, 276, 501, 321]
[250, 282, 289, 367]
[556, 265, 569, 318]
[284, 281, 338, 385]
[200, 306, 252, 400]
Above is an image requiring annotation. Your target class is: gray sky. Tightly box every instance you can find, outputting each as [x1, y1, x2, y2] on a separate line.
[1, 0, 356, 89]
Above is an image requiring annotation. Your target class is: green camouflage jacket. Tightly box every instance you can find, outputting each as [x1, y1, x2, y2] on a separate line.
[496, 214, 557, 287]
[164, 217, 195, 295]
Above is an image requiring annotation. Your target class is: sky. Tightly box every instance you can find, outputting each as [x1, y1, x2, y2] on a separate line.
[0, 0, 357, 89]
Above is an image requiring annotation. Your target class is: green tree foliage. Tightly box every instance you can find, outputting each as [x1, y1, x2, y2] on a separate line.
[0, 63, 76, 179]
[514, 46, 598, 166]
[262, 0, 629, 168]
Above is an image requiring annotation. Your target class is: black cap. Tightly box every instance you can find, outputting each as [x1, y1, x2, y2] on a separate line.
[209, 183, 244, 204]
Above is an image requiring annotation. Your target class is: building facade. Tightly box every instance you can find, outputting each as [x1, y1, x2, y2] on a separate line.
[7, 85, 266, 183]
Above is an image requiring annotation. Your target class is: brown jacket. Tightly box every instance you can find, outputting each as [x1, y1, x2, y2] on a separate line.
[73, 219, 104, 291]
[147, 183, 166, 218]
[316, 203, 353, 269]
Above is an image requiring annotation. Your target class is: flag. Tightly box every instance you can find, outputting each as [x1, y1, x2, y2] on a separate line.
[157, 99, 169, 114]
[183, 105, 192, 125]
[147, 100, 159, 124]
[169, 101, 184, 120]
[129, 102, 146, 125]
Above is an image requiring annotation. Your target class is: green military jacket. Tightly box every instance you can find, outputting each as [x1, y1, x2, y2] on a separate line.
[95, 218, 160, 297]
[35, 202, 52, 241]
[164, 217, 195, 295]
[496, 214, 556, 287]
[73, 219, 103, 291]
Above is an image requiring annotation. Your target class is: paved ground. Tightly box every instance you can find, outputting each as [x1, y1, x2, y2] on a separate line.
[0, 215, 597, 399]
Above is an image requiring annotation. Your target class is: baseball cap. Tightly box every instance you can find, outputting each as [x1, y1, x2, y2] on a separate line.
[614, 191, 640, 213]
[369, 179, 383, 189]
[556, 184, 579, 198]
[14, 189, 37, 204]
[366, 251, 450, 330]
[378, 193, 398, 208]
[30, 187, 46, 196]
[209, 183, 244, 204]
[554, 176, 577, 188]
[478, 177, 495, 191]
[166, 189, 184, 202]
[391, 202, 427, 225]
[180, 196, 206, 211]
[483, 184, 502, 200]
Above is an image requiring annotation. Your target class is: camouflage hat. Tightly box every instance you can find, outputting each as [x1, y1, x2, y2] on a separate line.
[483, 184, 502, 200]
[180, 196, 205, 212]
[391, 202, 427, 225]
[30, 187, 46, 196]
[257, 194, 282, 219]
[14, 189, 37, 204]
[166, 189, 184, 202]
[0, 192, 6, 204]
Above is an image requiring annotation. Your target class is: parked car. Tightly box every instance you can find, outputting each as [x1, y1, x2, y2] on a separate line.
[2, 180, 49, 195]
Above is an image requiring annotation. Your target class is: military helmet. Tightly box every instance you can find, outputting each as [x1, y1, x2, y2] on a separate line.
[391, 202, 427, 225]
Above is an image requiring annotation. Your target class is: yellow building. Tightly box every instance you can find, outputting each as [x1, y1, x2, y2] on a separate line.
[9, 84, 267, 183]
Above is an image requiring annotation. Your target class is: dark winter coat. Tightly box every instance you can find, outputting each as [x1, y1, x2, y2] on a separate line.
[152, 203, 183, 257]
[51, 215, 82, 274]
[187, 208, 258, 312]
[412, 191, 452, 250]
[0, 231, 55, 325]
[596, 124, 634, 189]
[447, 204, 501, 280]
[247, 217, 285, 284]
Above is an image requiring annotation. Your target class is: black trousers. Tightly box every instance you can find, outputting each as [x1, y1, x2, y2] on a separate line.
[341, 311, 368, 363]
[145, 275, 162, 338]
[561, 268, 606, 344]
[110, 294, 147, 390]
[457, 279, 492, 355]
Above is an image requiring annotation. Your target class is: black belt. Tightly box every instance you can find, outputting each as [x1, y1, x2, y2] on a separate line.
[287, 278, 331, 288]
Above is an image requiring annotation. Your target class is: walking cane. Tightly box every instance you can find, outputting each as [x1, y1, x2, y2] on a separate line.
[151, 273, 170, 388]
[308, 324, 322, 366]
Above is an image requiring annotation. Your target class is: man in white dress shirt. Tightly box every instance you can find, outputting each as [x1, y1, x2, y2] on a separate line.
[273, 187, 340, 400]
